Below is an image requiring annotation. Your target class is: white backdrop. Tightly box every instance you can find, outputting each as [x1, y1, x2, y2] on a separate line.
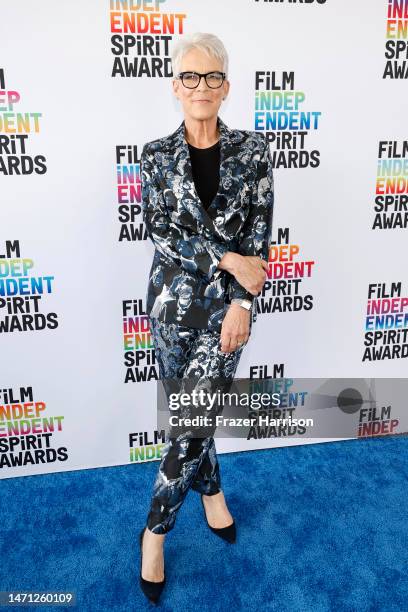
[1, 0, 407, 479]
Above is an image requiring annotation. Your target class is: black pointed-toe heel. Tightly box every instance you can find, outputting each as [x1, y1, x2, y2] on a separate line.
[139, 527, 166, 605]
[200, 494, 236, 544]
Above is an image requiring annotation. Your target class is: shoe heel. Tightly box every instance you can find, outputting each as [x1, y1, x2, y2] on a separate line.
[139, 527, 166, 604]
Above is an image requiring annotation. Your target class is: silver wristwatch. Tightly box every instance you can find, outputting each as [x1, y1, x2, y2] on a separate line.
[231, 298, 252, 311]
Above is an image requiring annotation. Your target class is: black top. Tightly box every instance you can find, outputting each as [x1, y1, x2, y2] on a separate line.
[187, 140, 220, 210]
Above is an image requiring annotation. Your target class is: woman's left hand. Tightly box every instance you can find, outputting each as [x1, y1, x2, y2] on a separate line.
[219, 304, 251, 353]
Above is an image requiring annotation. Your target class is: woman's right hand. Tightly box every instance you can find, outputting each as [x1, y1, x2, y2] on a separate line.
[219, 252, 268, 296]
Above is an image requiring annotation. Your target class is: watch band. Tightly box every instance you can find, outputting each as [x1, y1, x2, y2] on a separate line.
[231, 298, 252, 311]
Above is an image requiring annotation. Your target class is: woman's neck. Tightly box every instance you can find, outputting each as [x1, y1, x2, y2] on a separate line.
[184, 116, 220, 149]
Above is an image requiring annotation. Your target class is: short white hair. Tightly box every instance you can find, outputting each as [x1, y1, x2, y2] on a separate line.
[171, 32, 229, 78]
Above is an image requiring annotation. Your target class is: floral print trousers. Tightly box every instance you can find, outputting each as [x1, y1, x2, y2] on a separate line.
[146, 316, 246, 534]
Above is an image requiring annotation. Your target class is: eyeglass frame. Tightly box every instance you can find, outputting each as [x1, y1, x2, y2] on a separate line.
[176, 71, 227, 89]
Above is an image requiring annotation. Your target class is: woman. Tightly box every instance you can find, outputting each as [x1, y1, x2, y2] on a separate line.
[139, 32, 274, 604]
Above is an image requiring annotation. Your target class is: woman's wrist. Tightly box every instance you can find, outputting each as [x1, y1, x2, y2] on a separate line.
[228, 302, 251, 315]
[218, 251, 242, 275]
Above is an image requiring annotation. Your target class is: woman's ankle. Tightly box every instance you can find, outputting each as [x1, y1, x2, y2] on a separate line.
[145, 527, 166, 542]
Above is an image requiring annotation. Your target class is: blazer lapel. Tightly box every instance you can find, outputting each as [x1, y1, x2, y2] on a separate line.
[161, 116, 248, 237]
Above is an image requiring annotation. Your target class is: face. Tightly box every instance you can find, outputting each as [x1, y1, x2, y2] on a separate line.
[172, 48, 230, 122]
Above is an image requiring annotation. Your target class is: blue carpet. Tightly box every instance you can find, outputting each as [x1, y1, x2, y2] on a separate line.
[1, 436, 407, 611]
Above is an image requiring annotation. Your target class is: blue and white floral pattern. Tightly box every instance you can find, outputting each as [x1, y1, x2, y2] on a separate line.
[141, 115, 274, 331]
[146, 317, 246, 534]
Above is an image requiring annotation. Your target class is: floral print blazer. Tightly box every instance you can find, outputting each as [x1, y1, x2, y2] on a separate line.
[141, 115, 274, 332]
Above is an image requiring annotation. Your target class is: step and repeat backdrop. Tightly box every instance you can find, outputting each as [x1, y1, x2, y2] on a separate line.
[1, 0, 407, 479]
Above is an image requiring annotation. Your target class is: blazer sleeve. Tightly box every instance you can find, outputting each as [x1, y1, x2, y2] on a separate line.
[227, 135, 274, 303]
[141, 144, 229, 282]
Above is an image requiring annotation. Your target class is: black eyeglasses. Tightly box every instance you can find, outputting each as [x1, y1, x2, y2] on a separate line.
[176, 71, 226, 89]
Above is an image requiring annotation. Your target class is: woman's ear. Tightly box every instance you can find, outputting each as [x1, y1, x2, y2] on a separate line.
[172, 79, 179, 99]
